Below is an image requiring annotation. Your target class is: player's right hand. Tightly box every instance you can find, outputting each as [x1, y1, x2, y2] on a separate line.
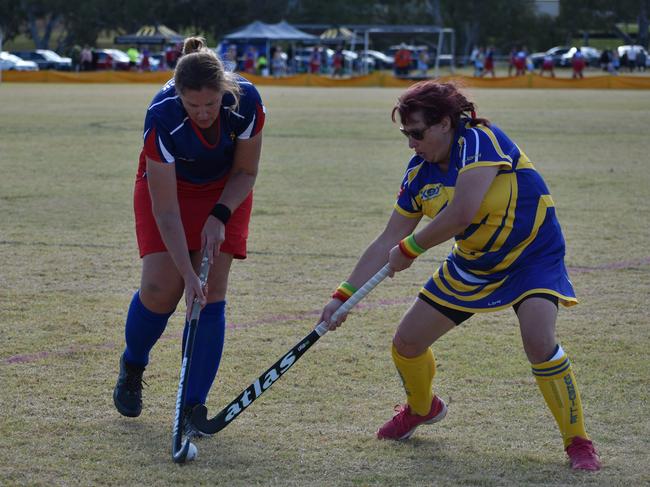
[318, 298, 348, 331]
[183, 271, 207, 320]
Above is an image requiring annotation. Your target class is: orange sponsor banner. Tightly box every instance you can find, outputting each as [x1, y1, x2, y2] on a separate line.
[3, 70, 650, 89]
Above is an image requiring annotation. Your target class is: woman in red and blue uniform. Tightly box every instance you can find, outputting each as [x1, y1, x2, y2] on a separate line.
[113, 37, 265, 426]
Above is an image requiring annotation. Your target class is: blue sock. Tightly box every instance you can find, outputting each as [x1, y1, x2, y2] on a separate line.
[183, 301, 226, 406]
[123, 291, 174, 367]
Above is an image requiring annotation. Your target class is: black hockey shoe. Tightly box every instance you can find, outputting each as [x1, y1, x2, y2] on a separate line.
[113, 354, 146, 417]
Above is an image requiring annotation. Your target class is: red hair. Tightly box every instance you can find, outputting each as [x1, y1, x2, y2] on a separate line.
[391, 80, 489, 128]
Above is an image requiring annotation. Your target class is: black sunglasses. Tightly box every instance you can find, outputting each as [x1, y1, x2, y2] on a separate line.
[399, 125, 431, 141]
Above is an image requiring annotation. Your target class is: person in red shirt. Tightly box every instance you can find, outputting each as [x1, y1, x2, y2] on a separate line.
[394, 45, 413, 77]
[572, 50, 586, 79]
[483, 46, 495, 77]
[540, 54, 556, 77]
[309, 46, 322, 74]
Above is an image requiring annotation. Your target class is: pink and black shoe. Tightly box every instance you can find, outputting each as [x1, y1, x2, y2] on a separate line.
[376, 396, 447, 441]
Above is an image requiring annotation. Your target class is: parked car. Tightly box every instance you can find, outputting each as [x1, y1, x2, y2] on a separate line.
[529, 46, 571, 68]
[11, 49, 71, 70]
[0, 51, 39, 71]
[560, 47, 601, 67]
[364, 49, 394, 69]
[617, 45, 650, 67]
[293, 47, 361, 72]
[94, 49, 131, 70]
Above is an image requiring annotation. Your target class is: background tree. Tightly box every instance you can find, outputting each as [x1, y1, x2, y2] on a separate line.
[3, 0, 648, 54]
[0, 0, 26, 45]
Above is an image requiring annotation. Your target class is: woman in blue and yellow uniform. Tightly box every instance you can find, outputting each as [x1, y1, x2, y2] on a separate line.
[113, 37, 265, 427]
[320, 80, 600, 471]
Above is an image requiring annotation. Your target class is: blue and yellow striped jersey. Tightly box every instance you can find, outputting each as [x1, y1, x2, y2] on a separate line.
[395, 119, 577, 312]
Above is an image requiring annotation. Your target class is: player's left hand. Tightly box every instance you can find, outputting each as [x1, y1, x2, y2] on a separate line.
[388, 244, 415, 277]
[201, 216, 226, 264]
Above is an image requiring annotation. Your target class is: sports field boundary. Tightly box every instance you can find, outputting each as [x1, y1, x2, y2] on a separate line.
[3, 69, 650, 89]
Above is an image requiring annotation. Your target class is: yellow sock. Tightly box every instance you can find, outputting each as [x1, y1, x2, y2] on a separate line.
[391, 345, 436, 416]
[532, 347, 589, 447]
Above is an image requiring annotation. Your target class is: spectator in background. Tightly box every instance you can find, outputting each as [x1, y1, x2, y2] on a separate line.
[514, 47, 527, 76]
[482, 46, 495, 77]
[127, 46, 139, 71]
[609, 49, 620, 74]
[539, 53, 555, 78]
[243, 46, 257, 75]
[286, 45, 295, 75]
[627, 46, 637, 72]
[332, 47, 344, 77]
[165, 45, 180, 70]
[309, 46, 322, 74]
[256, 54, 268, 76]
[70, 45, 81, 72]
[140, 47, 151, 72]
[599, 49, 611, 71]
[272, 46, 286, 78]
[508, 46, 517, 76]
[81, 45, 93, 71]
[636, 48, 646, 72]
[469, 46, 483, 77]
[394, 44, 412, 77]
[571, 49, 585, 79]
[417, 49, 429, 77]
[225, 44, 238, 72]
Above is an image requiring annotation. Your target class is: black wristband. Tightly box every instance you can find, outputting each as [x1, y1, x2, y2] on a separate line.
[210, 203, 231, 225]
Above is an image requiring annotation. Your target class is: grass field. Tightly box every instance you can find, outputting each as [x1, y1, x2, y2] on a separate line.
[0, 83, 649, 486]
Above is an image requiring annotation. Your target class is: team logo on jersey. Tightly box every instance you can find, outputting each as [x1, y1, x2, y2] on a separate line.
[421, 184, 442, 201]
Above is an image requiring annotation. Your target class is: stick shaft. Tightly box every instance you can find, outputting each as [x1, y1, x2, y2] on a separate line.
[171, 251, 210, 463]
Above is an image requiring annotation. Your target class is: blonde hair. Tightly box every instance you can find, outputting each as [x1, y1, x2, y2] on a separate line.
[174, 36, 240, 108]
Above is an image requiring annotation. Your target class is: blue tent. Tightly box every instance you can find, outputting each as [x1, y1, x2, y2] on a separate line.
[223, 21, 317, 42]
[222, 21, 317, 73]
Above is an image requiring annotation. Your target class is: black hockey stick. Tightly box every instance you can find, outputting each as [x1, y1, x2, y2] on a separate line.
[171, 251, 210, 464]
[190, 264, 391, 435]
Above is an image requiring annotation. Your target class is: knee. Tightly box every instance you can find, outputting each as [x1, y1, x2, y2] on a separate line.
[139, 281, 181, 314]
[392, 331, 426, 358]
[525, 341, 557, 364]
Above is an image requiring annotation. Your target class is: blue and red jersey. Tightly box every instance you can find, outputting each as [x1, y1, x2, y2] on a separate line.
[138, 75, 265, 183]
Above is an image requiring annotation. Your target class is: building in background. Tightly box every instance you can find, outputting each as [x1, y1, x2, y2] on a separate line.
[535, 0, 560, 17]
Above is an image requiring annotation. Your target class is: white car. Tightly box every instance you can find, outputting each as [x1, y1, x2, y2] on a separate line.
[0, 51, 39, 71]
[560, 46, 602, 67]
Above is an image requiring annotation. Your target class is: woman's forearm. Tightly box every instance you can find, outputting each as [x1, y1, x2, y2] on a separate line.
[154, 211, 195, 279]
[216, 170, 257, 211]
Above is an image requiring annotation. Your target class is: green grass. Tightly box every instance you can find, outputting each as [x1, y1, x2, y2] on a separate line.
[1, 84, 649, 486]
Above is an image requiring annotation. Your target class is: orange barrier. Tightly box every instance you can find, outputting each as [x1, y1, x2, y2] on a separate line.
[3, 70, 650, 89]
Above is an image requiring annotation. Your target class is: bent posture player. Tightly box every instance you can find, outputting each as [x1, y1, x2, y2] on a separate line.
[320, 80, 600, 471]
[113, 37, 265, 428]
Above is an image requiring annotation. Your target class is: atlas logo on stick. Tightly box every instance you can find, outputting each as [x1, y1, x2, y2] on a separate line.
[224, 350, 297, 422]
[191, 264, 390, 436]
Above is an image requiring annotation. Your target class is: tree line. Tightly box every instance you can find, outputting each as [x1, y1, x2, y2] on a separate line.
[1, 0, 647, 56]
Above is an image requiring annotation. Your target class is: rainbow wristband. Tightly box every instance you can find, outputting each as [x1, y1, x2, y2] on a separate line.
[331, 281, 358, 302]
[398, 234, 426, 259]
